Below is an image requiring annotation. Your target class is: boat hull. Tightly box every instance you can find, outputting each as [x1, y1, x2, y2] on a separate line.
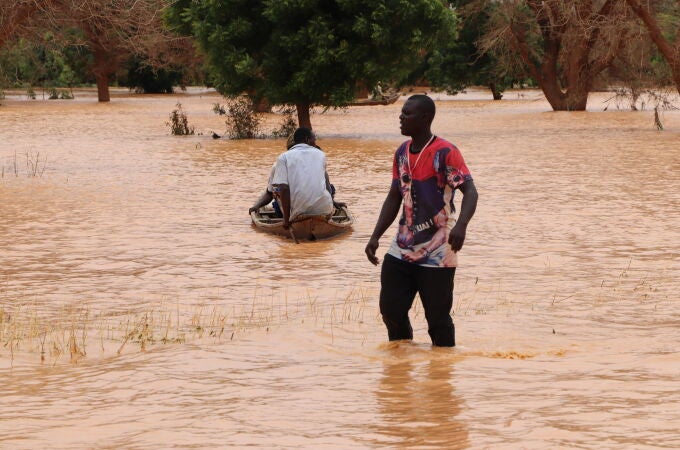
[349, 93, 400, 106]
[251, 205, 354, 241]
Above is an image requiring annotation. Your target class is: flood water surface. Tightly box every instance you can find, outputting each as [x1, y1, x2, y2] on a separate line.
[1, 89, 678, 449]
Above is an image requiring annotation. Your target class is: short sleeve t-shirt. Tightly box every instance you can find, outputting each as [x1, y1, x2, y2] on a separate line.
[270, 143, 333, 220]
[386, 136, 473, 268]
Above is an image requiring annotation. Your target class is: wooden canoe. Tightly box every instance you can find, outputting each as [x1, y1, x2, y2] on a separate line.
[251, 205, 354, 241]
[349, 92, 400, 106]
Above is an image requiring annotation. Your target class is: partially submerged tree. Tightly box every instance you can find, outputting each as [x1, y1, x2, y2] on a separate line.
[58, 0, 187, 101]
[167, 0, 458, 129]
[479, 0, 635, 110]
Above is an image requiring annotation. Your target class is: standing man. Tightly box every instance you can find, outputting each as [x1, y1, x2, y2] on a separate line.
[365, 95, 478, 347]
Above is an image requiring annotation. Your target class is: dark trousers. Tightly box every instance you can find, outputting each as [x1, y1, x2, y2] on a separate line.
[380, 254, 456, 347]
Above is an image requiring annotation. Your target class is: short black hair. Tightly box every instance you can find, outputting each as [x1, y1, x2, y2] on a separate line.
[407, 94, 436, 118]
[293, 127, 314, 144]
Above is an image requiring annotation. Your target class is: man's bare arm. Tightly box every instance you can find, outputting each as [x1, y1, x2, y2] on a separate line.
[449, 180, 478, 252]
[365, 184, 402, 265]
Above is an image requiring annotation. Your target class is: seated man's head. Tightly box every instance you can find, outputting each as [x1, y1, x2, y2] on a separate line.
[292, 127, 316, 147]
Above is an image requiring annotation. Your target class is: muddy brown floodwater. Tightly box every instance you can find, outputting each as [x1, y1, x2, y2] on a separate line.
[0, 87, 678, 449]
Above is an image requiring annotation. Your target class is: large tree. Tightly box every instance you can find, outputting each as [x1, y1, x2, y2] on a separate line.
[626, 0, 680, 95]
[167, 0, 458, 129]
[57, 0, 185, 101]
[1, 0, 194, 102]
[478, 0, 635, 111]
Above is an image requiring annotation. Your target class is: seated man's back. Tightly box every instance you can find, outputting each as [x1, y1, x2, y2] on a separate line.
[270, 129, 333, 220]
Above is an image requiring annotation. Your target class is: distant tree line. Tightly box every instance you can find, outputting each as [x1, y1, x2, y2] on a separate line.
[1, 0, 678, 115]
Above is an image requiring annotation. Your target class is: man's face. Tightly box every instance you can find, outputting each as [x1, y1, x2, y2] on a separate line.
[399, 100, 424, 136]
[307, 133, 317, 147]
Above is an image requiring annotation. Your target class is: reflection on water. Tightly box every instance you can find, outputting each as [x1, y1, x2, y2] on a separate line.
[374, 342, 468, 449]
[1, 88, 679, 448]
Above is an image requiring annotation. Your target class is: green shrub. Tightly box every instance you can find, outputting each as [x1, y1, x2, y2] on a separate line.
[214, 97, 262, 139]
[166, 103, 195, 135]
[271, 105, 297, 138]
[123, 58, 183, 94]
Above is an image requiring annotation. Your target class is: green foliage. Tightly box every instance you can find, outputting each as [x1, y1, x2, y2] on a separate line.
[422, 0, 523, 98]
[0, 35, 91, 89]
[167, 103, 195, 135]
[214, 97, 263, 139]
[47, 88, 74, 100]
[0, 29, 203, 95]
[58, 65, 78, 89]
[122, 58, 184, 94]
[168, 0, 458, 108]
[271, 106, 298, 138]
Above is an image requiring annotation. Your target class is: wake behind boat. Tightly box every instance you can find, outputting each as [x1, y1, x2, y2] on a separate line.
[251, 205, 354, 241]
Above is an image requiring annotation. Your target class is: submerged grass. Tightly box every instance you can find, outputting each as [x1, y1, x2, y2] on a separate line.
[1, 150, 47, 178]
[0, 286, 381, 367]
[1, 265, 669, 367]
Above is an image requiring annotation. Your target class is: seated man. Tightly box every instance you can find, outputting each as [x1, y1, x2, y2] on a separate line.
[249, 128, 339, 229]
[371, 81, 384, 100]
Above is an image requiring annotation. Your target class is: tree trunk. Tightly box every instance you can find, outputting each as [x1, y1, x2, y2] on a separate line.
[489, 83, 503, 100]
[355, 83, 370, 99]
[552, 90, 589, 111]
[296, 103, 312, 129]
[95, 73, 110, 102]
[83, 23, 116, 103]
[626, 0, 680, 96]
[252, 97, 271, 113]
[540, 76, 590, 111]
[247, 91, 271, 112]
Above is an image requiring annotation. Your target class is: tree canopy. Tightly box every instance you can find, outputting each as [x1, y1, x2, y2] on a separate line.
[421, 0, 522, 100]
[0, 0, 200, 101]
[167, 0, 458, 128]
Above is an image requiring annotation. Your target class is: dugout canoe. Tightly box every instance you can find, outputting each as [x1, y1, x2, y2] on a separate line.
[250, 205, 354, 241]
[349, 92, 400, 106]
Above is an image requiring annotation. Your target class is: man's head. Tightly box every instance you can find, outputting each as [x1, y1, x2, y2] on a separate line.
[399, 95, 435, 137]
[292, 127, 316, 147]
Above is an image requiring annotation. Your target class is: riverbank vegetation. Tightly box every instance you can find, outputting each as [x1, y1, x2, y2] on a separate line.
[0, 262, 664, 367]
[1, 1, 679, 120]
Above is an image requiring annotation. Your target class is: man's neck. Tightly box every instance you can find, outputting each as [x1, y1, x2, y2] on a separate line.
[409, 131, 434, 153]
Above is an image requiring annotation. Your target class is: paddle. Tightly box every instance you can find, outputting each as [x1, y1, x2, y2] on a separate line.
[289, 226, 299, 244]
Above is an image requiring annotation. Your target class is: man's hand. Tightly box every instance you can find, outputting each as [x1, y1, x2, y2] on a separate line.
[448, 222, 467, 253]
[333, 200, 347, 209]
[403, 247, 428, 263]
[365, 237, 380, 265]
[248, 206, 258, 214]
